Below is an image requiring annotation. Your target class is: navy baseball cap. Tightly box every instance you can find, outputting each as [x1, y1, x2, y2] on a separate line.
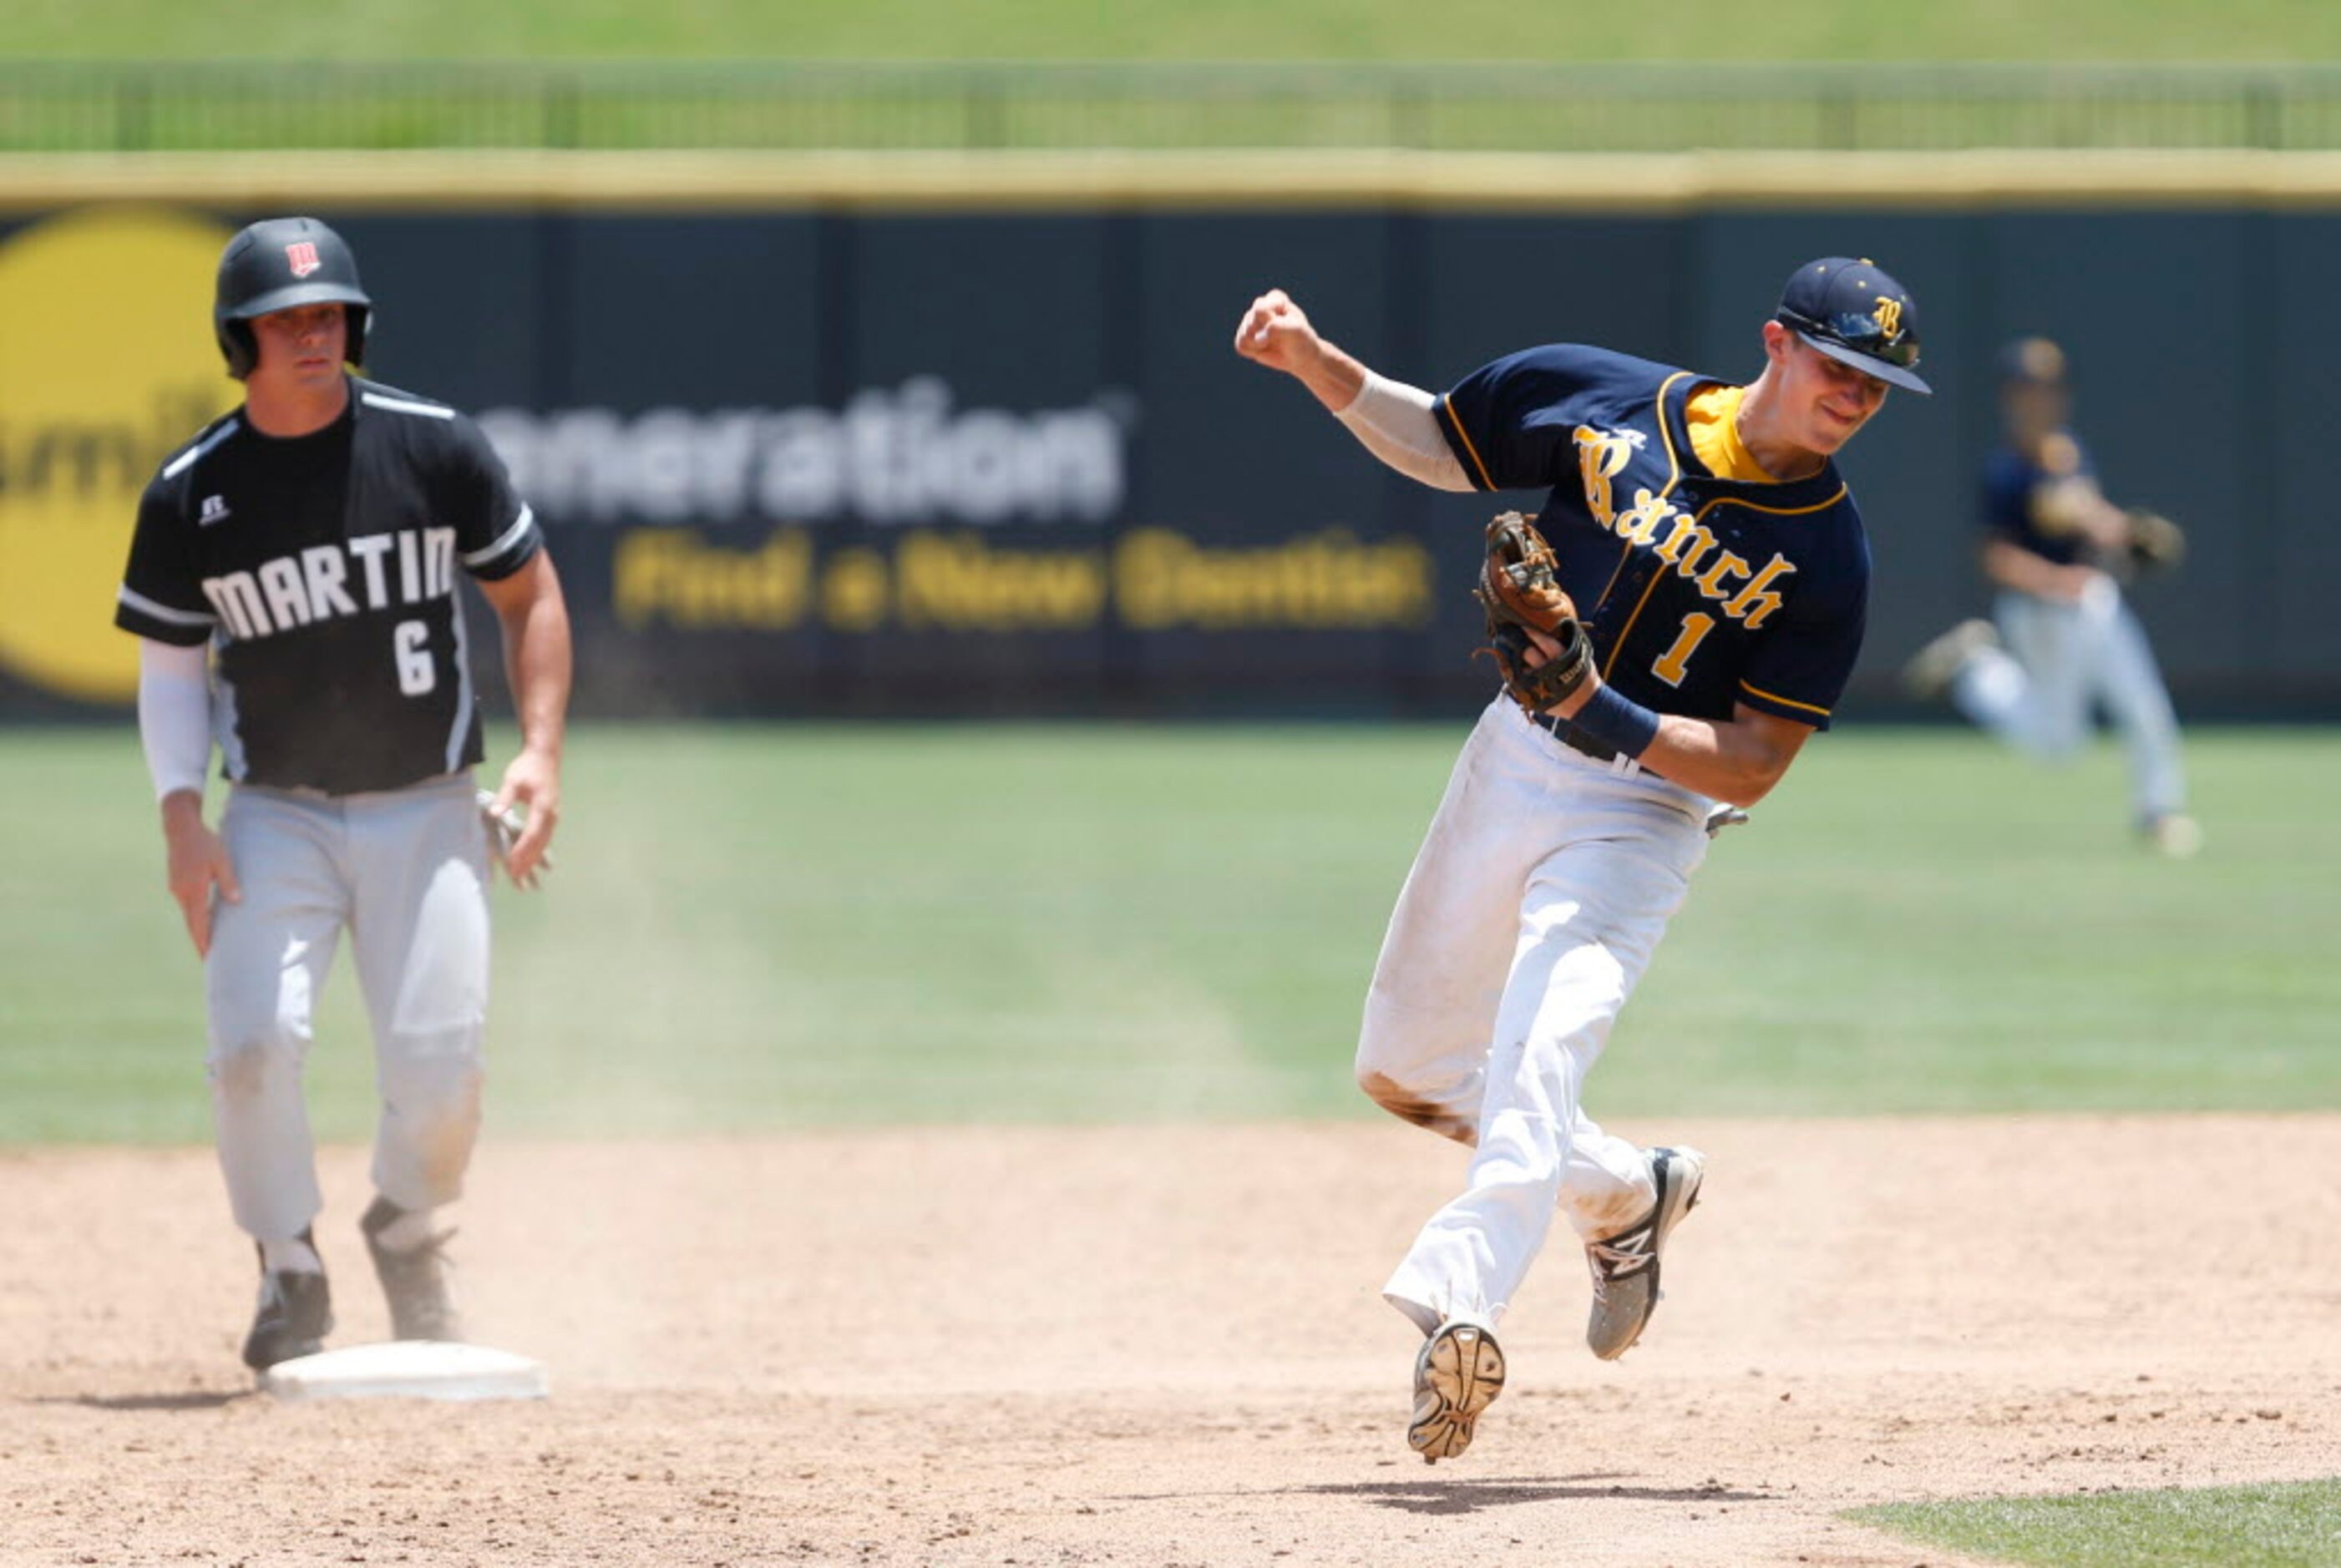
[1774, 256, 1930, 395]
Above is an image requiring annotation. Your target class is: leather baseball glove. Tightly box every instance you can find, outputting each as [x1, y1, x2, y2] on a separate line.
[2125, 509, 2186, 574]
[1474, 511, 1593, 712]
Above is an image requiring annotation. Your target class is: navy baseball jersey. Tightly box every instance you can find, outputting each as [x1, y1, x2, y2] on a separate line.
[1436, 345, 1870, 731]
[114, 377, 543, 796]
[1981, 431, 2095, 567]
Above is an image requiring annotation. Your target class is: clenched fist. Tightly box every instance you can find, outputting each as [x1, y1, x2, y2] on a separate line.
[1232, 288, 1366, 412]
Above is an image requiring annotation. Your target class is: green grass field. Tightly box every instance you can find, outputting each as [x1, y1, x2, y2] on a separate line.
[5, 0, 2341, 62]
[1854, 1479, 2341, 1567]
[6, 721, 2335, 1146]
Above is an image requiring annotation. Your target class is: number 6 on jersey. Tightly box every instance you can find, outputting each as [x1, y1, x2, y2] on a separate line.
[393, 619, 435, 695]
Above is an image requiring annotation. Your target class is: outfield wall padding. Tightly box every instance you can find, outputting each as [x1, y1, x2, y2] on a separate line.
[3, 164, 2332, 719]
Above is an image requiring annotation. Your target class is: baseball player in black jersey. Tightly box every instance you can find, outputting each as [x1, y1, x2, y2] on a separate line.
[114, 217, 573, 1371]
[1237, 257, 1928, 1462]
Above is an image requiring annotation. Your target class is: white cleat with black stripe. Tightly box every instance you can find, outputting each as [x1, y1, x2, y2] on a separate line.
[1584, 1145, 1705, 1361]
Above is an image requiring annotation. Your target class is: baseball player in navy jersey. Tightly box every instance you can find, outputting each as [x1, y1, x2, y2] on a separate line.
[1236, 256, 1928, 1461]
[114, 216, 572, 1371]
[1904, 337, 2199, 856]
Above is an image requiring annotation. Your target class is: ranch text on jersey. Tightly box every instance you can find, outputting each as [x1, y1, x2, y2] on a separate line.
[1435, 345, 1871, 729]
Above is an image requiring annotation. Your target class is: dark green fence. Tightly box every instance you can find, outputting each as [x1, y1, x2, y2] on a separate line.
[9, 61, 2341, 152]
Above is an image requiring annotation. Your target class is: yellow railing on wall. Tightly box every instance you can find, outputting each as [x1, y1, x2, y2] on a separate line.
[8, 147, 2341, 213]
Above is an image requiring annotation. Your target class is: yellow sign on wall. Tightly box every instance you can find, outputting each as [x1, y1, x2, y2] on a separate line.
[0, 207, 237, 704]
[610, 525, 1434, 636]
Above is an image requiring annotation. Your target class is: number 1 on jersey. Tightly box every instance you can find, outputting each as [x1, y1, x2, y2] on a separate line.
[1653, 612, 1715, 687]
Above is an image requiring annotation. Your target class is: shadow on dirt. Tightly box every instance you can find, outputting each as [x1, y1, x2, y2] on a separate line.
[1295, 1474, 1774, 1516]
[34, 1390, 254, 1412]
[1110, 1474, 1773, 1518]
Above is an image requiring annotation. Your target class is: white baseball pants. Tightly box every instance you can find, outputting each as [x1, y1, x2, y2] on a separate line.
[1953, 583, 2186, 822]
[205, 774, 491, 1243]
[1361, 697, 1712, 1331]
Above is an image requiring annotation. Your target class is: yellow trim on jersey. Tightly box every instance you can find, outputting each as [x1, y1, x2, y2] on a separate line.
[1589, 370, 1694, 618]
[1687, 486, 1849, 527]
[1738, 680, 1831, 718]
[1683, 383, 1777, 483]
[1437, 397, 1497, 491]
[1599, 483, 1849, 680]
[1649, 372, 1689, 498]
[1601, 569, 1670, 680]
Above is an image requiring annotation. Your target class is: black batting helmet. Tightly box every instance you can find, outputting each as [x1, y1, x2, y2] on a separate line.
[214, 216, 372, 380]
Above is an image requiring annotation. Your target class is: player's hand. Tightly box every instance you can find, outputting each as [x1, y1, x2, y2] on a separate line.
[160, 792, 239, 959]
[1521, 626, 1599, 720]
[1233, 288, 1325, 377]
[489, 748, 560, 890]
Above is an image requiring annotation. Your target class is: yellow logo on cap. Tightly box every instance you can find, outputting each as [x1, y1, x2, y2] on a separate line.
[0, 207, 238, 703]
[1872, 297, 1904, 340]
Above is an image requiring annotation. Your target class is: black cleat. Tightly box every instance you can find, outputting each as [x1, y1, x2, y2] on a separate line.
[242, 1239, 333, 1371]
[360, 1196, 463, 1343]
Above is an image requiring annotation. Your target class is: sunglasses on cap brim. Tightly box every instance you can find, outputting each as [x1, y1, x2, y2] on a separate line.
[1776, 306, 1921, 370]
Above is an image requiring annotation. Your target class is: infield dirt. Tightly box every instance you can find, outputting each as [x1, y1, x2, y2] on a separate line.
[6, 1115, 2337, 1565]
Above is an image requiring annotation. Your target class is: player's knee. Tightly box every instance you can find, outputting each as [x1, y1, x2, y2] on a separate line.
[1354, 1010, 1419, 1102]
[381, 1049, 484, 1201]
[1355, 1062, 1407, 1110]
[1356, 1066, 1476, 1143]
[382, 1036, 484, 1117]
[205, 1018, 308, 1100]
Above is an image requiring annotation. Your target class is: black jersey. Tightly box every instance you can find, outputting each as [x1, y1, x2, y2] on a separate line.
[114, 377, 543, 796]
[1436, 346, 1871, 730]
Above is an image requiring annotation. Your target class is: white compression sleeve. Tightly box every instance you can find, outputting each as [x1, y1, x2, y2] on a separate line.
[1332, 371, 1475, 493]
[138, 638, 213, 801]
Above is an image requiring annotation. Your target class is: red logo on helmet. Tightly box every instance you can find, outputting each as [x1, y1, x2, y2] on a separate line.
[286, 241, 322, 278]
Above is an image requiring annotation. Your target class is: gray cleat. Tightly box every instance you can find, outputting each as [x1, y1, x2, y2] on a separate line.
[360, 1196, 464, 1343]
[1584, 1145, 1705, 1361]
[1406, 1320, 1507, 1464]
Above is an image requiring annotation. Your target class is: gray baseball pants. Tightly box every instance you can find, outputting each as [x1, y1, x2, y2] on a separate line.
[205, 773, 490, 1242]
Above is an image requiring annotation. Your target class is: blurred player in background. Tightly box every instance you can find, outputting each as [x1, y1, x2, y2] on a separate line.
[114, 216, 570, 1371]
[1236, 257, 1928, 1461]
[1904, 337, 2198, 856]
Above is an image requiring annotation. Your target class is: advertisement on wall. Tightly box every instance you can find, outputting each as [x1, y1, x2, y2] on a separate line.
[478, 381, 1435, 711]
[0, 199, 2317, 718]
[0, 207, 241, 712]
[0, 205, 1452, 717]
